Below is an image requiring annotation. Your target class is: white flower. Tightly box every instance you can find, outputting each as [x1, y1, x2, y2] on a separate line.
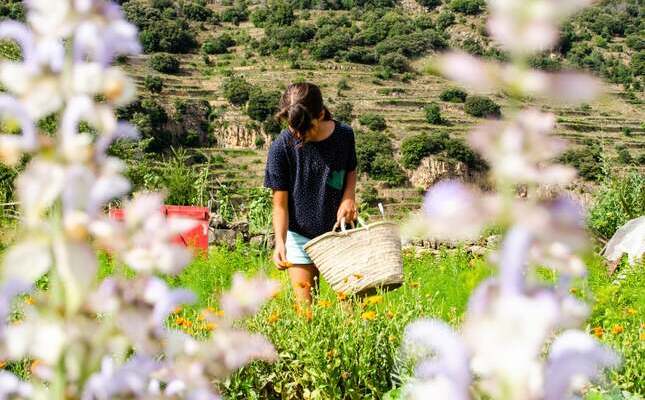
[6, 317, 66, 365]
[16, 159, 66, 227]
[219, 273, 281, 320]
[0, 95, 38, 165]
[0, 371, 33, 399]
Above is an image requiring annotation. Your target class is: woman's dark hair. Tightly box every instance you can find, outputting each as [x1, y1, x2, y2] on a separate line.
[275, 82, 332, 141]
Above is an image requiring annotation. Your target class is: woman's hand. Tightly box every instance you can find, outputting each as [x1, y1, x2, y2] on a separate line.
[273, 241, 290, 270]
[337, 198, 358, 227]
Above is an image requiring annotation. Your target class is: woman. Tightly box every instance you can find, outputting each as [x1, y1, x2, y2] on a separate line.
[264, 82, 358, 304]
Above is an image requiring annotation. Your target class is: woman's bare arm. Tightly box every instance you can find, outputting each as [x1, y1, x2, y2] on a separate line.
[272, 190, 289, 268]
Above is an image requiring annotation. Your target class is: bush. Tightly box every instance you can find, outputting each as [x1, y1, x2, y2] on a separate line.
[616, 145, 634, 164]
[449, 0, 485, 15]
[625, 34, 644, 51]
[334, 102, 353, 124]
[439, 87, 467, 103]
[444, 138, 487, 171]
[222, 76, 252, 106]
[182, 1, 213, 21]
[588, 171, 645, 240]
[559, 140, 604, 181]
[359, 183, 381, 207]
[371, 155, 407, 186]
[417, 0, 441, 10]
[401, 132, 445, 169]
[337, 78, 350, 91]
[355, 130, 393, 174]
[436, 10, 456, 30]
[144, 75, 164, 93]
[221, 5, 248, 25]
[202, 34, 236, 55]
[379, 53, 409, 73]
[247, 89, 280, 121]
[359, 113, 387, 131]
[139, 19, 198, 53]
[423, 103, 444, 125]
[149, 53, 180, 73]
[464, 96, 501, 118]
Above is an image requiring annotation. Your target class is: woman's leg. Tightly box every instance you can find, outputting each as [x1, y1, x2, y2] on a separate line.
[287, 264, 319, 304]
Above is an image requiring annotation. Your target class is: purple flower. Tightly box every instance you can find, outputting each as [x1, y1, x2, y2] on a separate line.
[219, 273, 280, 320]
[544, 330, 619, 400]
[0, 371, 32, 399]
[82, 356, 159, 400]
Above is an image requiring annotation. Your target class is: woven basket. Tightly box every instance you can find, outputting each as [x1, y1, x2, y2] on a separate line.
[303, 221, 403, 296]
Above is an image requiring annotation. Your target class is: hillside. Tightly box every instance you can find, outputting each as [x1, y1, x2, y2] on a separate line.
[2, 0, 644, 220]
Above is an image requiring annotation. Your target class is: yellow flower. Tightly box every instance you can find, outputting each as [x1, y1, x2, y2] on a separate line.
[175, 317, 192, 328]
[386, 310, 395, 319]
[361, 311, 377, 321]
[591, 326, 603, 338]
[24, 296, 34, 305]
[388, 335, 396, 342]
[197, 314, 206, 321]
[337, 292, 347, 301]
[206, 322, 217, 331]
[172, 306, 182, 314]
[364, 295, 383, 306]
[318, 300, 332, 308]
[569, 287, 578, 294]
[0, 360, 5, 369]
[626, 307, 637, 316]
[268, 311, 279, 324]
[640, 332, 645, 341]
[409, 281, 420, 288]
[611, 325, 624, 335]
[30, 360, 42, 374]
[353, 273, 364, 280]
[326, 349, 336, 358]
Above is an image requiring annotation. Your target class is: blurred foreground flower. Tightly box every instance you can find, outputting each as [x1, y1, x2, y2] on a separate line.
[403, 0, 618, 398]
[0, 1, 279, 398]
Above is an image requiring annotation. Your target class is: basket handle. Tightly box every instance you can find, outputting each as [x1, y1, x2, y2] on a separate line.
[332, 217, 368, 233]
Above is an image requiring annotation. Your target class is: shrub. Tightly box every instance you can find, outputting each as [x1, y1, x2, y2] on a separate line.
[588, 171, 645, 240]
[464, 96, 501, 118]
[247, 89, 280, 121]
[379, 53, 409, 73]
[182, 1, 214, 21]
[449, 0, 485, 15]
[139, 19, 198, 53]
[222, 76, 252, 106]
[371, 155, 407, 186]
[637, 153, 645, 165]
[355, 130, 393, 174]
[359, 113, 387, 131]
[616, 145, 634, 164]
[439, 87, 467, 103]
[625, 34, 644, 51]
[149, 53, 180, 73]
[401, 132, 445, 169]
[144, 75, 164, 93]
[337, 78, 350, 91]
[559, 140, 604, 181]
[334, 102, 353, 124]
[417, 0, 441, 10]
[423, 102, 444, 125]
[359, 183, 381, 207]
[221, 5, 248, 24]
[444, 138, 487, 171]
[202, 34, 236, 55]
[436, 10, 456, 30]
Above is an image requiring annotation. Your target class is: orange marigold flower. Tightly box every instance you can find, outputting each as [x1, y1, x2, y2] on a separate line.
[206, 322, 217, 331]
[386, 310, 395, 319]
[611, 325, 624, 335]
[337, 292, 347, 301]
[326, 349, 336, 358]
[197, 314, 206, 321]
[0, 361, 5, 369]
[172, 306, 182, 314]
[24, 296, 34, 305]
[364, 295, 383, 306]
[318, 300, 332, 308]
[303, 308, 313, 321]
[268, 311, 279, 324]
[361, 311, 377, 321]
[591, 327, 604, 338]
[626, 307, 637, 316]
[353, 273, 364, 280]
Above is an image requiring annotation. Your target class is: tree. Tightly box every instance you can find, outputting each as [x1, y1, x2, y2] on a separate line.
[379, 52, 409, 73]
[247, 89, 280, 121]
[222, 76, 252, 106]
[359, 113, 387, 131]
[334, 102, 353, 124]
[144, 75, 164, 93]
[400, 131, 449, 169]
[149, 53, 180, 74]
[464, 96, 501, 118]
[202, 34, 236, 55]
[449, 0, 485, 15]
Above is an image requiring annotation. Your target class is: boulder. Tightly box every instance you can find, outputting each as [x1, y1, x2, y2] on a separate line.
[209, 228, 241, 249]
[408, 156, 487, 190]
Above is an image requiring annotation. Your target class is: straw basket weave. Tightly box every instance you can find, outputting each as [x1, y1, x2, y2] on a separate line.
[303, 221, 403, 295]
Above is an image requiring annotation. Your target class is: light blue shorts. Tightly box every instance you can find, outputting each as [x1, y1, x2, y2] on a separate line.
[285, 230, 313, 265]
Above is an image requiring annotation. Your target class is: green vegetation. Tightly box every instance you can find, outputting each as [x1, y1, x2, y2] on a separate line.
[439, 87, 468, 103]
[222, 76, 253, 106]
[149, 53, 181, 74]
[202, 34, 236, 55]
[559, 139, 604, 181]
[359, 112, 387, 131]
[423, 102, 444, 125]
[464, 96, 502, 118]
[144, 75, 164, 94]
[355, 130, 406, 185]
[588, 171, 645, 241]
[449, 0, 486, 15]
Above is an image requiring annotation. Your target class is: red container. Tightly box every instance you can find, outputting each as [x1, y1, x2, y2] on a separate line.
[109, 205, 210, 252]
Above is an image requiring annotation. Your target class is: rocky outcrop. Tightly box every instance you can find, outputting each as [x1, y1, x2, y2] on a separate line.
[407, 156, 488, 189]
[213, 122, 272, 150]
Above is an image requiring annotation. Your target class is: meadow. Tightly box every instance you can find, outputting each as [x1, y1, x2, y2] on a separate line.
[125, 245, 644, 399]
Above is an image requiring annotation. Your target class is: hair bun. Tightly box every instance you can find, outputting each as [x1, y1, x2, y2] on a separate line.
[288, 103, 312, 139]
